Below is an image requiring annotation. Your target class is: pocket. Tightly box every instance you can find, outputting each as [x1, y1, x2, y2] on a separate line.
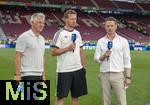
[120, 72, 125, 79]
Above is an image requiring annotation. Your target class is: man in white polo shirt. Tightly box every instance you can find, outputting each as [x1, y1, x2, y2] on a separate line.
[14, 13, 46, 80]
[94, 17, 131, 105]
[52, 10, 87, 105]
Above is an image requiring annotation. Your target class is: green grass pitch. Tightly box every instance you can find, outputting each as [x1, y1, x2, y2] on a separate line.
[0, 49, 150, 105]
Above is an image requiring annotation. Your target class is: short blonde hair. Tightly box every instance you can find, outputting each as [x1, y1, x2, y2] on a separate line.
[63, 10, 77, 19]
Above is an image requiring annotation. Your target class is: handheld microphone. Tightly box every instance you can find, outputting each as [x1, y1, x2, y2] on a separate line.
[107, 41, 113, 61]
[71, 33, 77, 52]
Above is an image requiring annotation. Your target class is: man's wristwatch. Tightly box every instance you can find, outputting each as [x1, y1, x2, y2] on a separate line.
[125, 77, 131, 80]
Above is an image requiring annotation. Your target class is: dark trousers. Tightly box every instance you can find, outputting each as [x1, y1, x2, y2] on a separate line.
[21, 76, 42, 80]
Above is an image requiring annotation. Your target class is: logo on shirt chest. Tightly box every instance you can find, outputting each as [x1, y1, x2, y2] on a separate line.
[64, 36, 68, 38]
[63, 35, 79, 41]
[62, 35, 79, 46]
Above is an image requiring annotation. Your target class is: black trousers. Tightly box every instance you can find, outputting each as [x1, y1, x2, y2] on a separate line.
[21, 76, 42, 80]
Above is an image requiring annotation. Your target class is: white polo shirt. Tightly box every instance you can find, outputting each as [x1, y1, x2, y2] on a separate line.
[94, 34, 131, 73]
[52, 28, 83, 73]
[16, 29, 45, 77]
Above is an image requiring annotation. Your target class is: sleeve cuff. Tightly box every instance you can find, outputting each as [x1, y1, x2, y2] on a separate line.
[124, 65, 131, 69]
[16, 49, 24, 53]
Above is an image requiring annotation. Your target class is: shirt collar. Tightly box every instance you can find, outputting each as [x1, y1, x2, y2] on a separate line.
[29, 29, 41, 38]
[105, 33, 119, 41]
[63, 28, 74, 32]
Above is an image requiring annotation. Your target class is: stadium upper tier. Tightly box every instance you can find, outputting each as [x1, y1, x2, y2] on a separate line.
[1, 0, 150, 11]
[0, 9, 150, 42]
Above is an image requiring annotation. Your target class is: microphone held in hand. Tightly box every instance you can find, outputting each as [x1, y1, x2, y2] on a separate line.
[107, 41, 113, 50]
[107, 41, 113, 61]
[71, 33, 77, 52]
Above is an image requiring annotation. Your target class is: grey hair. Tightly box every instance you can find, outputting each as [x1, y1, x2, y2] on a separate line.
[30, 12, 45, 24]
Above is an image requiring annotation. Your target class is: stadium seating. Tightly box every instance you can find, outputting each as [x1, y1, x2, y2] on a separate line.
[0, 8, 149, 42]
[94, 0, 117, 9]
[0, 0, 149, 42]
[50, 0, 95, 7]
[118, 15, 150, 37]
[114, 1, 140, 10]
[138, 3, 150, 11]
[1, 0, 46, 4]
[2, 0, 150, 11]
